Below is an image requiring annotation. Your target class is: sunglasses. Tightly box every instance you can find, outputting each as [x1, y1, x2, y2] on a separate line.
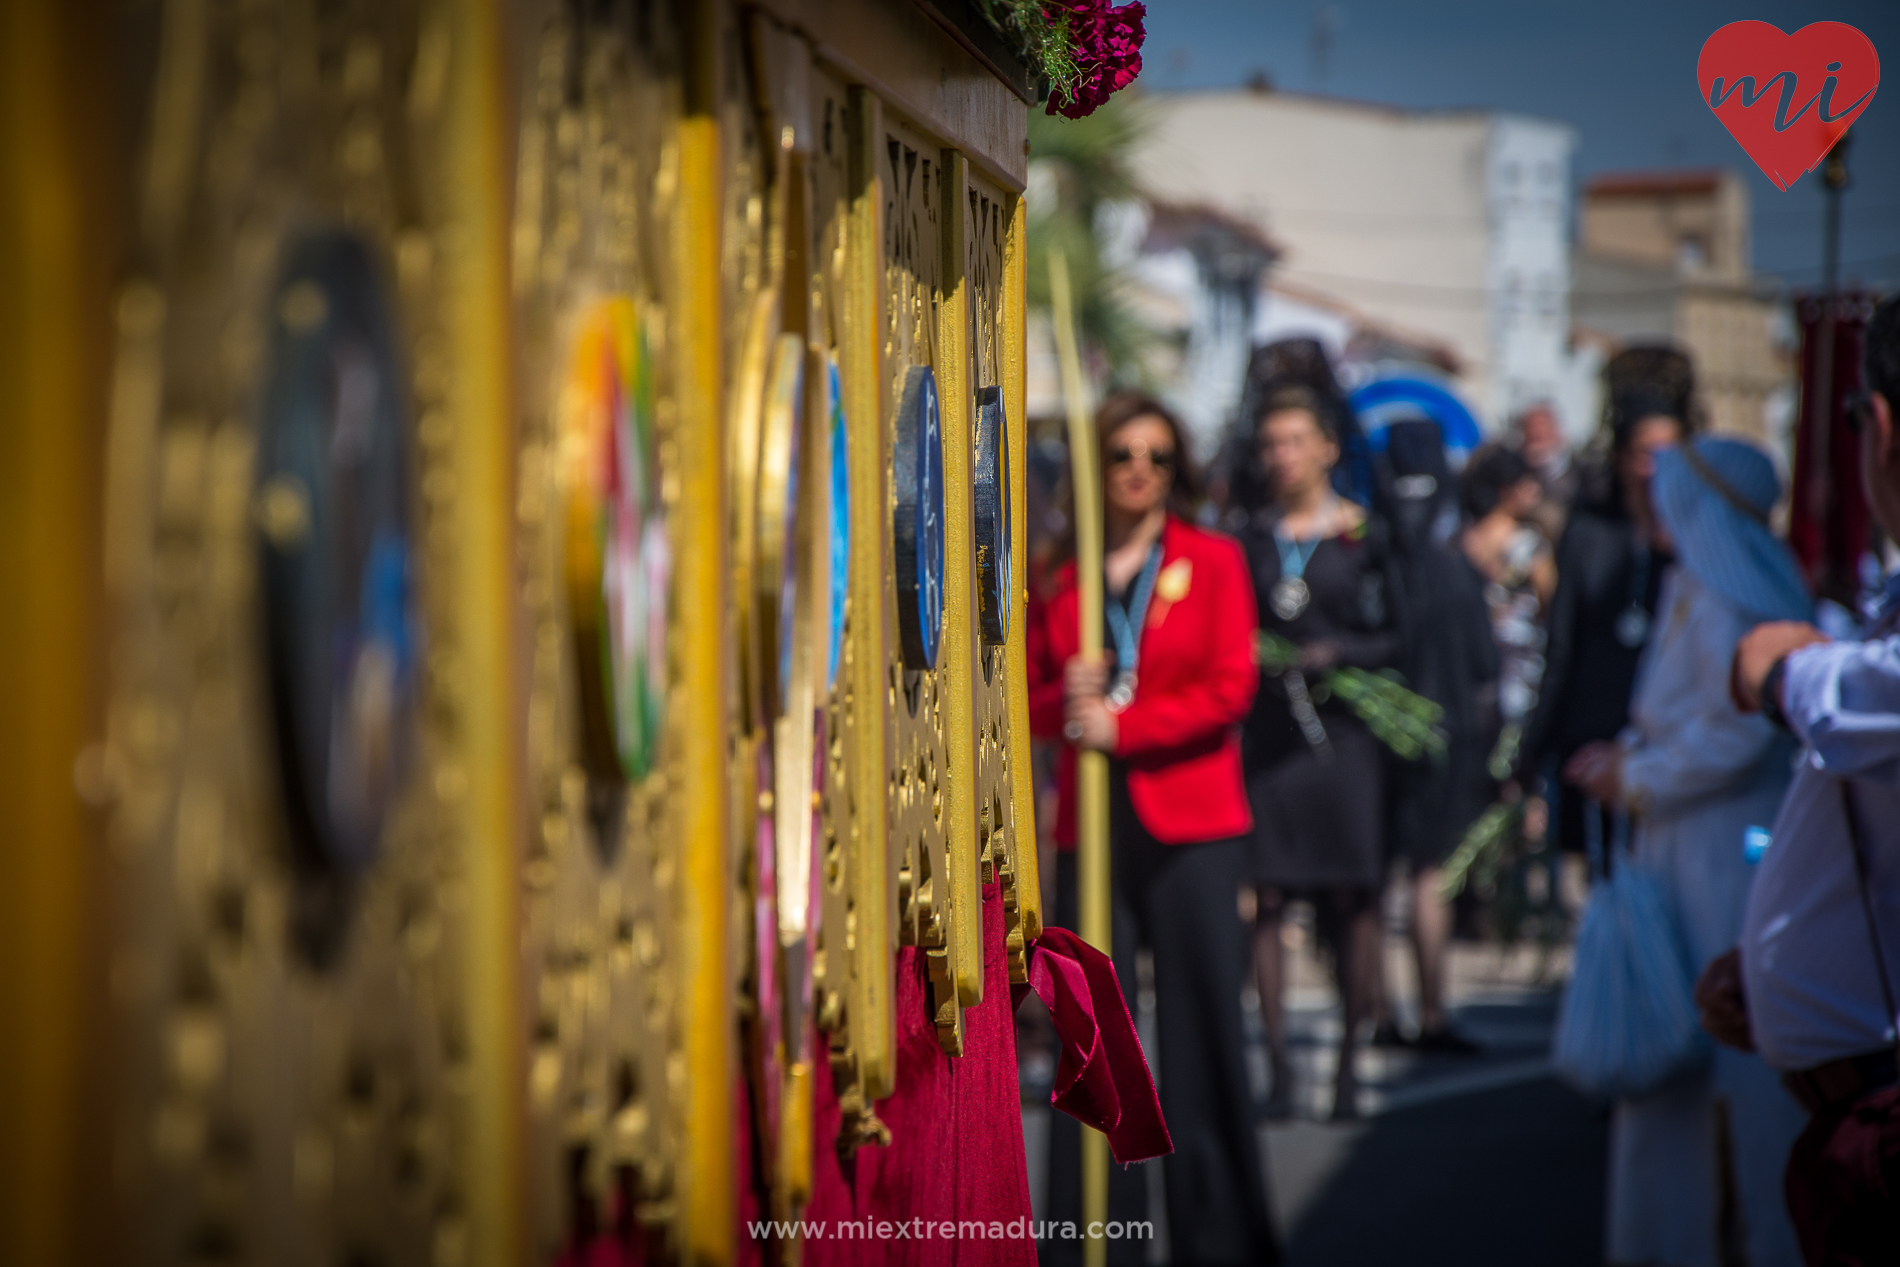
[1108, 445, 1176, 471]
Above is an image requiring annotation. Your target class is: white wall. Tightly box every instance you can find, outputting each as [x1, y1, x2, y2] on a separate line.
[1124, 242, 1255, 461]
[1550, 340, 1606, 449]
[1486, 116, 1577, 425]
[1131, 92, 1492, 403]
[1130, 90, 1584, 431]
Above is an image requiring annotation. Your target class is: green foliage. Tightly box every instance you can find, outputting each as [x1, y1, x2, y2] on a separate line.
[982, 0, 1086, 110]
[1440, 803, 1522, 901]
[1255, 631, 1449, 760]
[1439, 797, 1571, 956]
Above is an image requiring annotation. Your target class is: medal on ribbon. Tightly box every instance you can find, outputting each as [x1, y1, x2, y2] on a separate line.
[1104, 540, 1165, 715]
[1614, 605, 1651, 648]
[1270, 575, 1311, 622]
[1615, 545, 1654, 648]
[1270, 505, 1329, 623]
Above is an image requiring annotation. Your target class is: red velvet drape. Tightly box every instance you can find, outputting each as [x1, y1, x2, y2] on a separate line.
[552, 877, 1169, 1264]
[1790, 292, 1876, 606]
[801, 877, 1036, 1265]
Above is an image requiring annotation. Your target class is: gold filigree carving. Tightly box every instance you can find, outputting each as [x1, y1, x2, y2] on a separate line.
[101, 0, 483, 1259]
[510, 5, 690, 1258]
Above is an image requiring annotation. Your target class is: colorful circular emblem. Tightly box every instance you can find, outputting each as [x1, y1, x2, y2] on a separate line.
[973, 385, 1012, 646]
[826, 355, 850, 692]
[255, 230, 415, 874]
[893, 365, 945, 671]
[561, 297, 669, 786]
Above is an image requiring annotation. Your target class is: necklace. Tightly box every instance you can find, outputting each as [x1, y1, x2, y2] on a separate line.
[1615, 544, 1653, 648]
[1270, 494, 1337, 621]
[1103, 539, 1164, 712]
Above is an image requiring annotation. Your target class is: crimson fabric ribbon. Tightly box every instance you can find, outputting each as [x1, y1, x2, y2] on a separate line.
[1017, 926, 1172, 1164]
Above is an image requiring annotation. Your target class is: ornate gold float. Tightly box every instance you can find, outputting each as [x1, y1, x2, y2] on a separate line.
[1, 1, 1039, 1262]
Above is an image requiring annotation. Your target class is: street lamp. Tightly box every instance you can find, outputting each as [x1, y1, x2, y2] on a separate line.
[1808, 134, 1851, 605]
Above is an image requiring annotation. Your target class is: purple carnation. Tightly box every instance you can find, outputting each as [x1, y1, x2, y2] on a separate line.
[1045, 0, 1145, 119]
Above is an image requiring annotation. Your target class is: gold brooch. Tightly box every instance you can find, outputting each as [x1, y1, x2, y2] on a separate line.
[1156, 558, 1193, 604]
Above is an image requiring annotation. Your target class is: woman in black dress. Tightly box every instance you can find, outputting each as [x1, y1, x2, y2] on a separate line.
[1517, 389, 1684, 853]
[1239, 384, 1401, 1121]
[1378, 418, 1498, 1052]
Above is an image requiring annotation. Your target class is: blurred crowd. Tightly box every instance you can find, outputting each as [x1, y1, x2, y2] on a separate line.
[1023, 297, 1900, 1267]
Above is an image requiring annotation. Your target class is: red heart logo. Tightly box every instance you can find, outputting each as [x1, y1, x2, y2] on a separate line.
[1697, 21, 1880, 191]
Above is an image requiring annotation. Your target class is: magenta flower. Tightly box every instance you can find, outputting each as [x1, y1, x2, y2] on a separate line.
[1045, 0, 1145, 119]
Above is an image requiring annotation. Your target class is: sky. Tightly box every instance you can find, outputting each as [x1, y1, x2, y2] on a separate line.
[1136, 0, 1900, 291]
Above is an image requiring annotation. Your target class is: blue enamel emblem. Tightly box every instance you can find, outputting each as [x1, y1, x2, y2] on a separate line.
[255, 230, 415, 879]
[826, 357, 850, 691]
[893, 365, 944, 671]
[973, 385, 1011, 645]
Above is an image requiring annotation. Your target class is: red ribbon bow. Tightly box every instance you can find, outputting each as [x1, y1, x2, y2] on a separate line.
[1018, 926, 1173, 1164]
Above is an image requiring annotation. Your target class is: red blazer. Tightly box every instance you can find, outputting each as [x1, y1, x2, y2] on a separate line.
[1027, 516, 1259, 848]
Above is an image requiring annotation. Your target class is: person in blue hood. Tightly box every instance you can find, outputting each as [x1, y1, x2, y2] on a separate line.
[1567, 434, 1812, 1267]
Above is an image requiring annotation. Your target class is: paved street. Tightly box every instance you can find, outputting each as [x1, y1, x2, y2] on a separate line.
[1024, 922, 1608, 1265]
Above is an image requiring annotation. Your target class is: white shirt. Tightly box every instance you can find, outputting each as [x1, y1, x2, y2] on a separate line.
[1740, 589, 1900, 1072]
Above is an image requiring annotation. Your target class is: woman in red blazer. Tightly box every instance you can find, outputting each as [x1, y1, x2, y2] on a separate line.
[1027, 392, 1276, 1267]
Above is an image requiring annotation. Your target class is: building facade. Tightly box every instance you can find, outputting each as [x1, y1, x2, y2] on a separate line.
[1572, 169, 1789, 446]
[1126, 87, 1577, 432]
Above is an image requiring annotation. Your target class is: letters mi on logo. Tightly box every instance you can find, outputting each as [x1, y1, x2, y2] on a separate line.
[1698, 21, 1880, 191]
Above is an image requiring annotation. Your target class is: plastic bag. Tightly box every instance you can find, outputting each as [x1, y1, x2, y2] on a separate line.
[1551, 807, 1710, 1098]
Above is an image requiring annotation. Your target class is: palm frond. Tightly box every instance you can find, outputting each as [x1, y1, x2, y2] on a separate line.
[1025, 96, 1154, 385]
[1027, 98, 1147, 210]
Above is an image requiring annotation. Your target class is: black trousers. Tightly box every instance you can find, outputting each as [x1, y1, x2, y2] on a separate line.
[1042, 770, 1280, 1266]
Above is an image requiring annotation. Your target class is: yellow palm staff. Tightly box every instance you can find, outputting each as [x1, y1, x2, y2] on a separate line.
[1047, 250, 1110, 1267]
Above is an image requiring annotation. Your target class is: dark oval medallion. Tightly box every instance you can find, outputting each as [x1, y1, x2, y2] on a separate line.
[973, 384, 1011, 646]
[893, 365, 945, 671]
[255, 231, 415, 878]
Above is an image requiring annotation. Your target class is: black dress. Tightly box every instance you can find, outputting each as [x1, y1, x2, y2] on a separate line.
[1241, 515, 1401, 891]
[1375, 416, 1502, 867]
[1384, 542, 1500, 867]
[1518, 505, 1671, 853]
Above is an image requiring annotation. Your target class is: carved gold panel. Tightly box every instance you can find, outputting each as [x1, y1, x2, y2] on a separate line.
[43, 5, 1035, 1263]
[508, 4, 698, 1258]
[796, 61, 1042, 1141]
[955, 165, 1040, 981]
[95, 0, 518, 1263]
[874, 112, 964, 1056]
[513, 4, 753, 1260]
[806, 70, 895, 1157]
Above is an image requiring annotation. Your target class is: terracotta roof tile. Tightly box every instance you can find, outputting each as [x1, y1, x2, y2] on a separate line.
[1585, 168, 1727, 198]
